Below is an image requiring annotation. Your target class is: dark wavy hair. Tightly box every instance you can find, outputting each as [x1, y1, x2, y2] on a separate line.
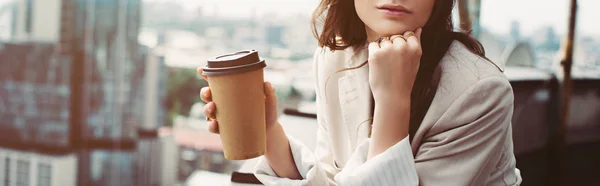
[312, 0, 487, 142]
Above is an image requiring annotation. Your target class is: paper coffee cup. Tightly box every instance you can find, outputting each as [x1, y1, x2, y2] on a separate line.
[203, 50, 267, 160]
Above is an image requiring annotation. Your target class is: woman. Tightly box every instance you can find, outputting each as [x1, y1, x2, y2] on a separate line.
[198, 0, 522, 185]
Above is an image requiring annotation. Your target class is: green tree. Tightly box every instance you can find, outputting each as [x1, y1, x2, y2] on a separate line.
[165, 68, 207, 126]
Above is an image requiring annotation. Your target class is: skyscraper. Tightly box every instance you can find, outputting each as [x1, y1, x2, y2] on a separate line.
[59, 0, 169, 185]
[510, 20, 521, 41]
[0, 0, 169, 185]
[266, 25, 285, 48]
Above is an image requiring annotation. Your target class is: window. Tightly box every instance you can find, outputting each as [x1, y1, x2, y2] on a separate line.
[478, 0, 599, 69]
[4, 158, 10, 186]
[37, 163, 51, 186]
[16, 160, 30, 186]
[25, 0, 34, 33]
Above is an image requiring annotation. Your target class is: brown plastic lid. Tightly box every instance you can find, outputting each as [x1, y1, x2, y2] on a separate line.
[202, 50, 266, 76]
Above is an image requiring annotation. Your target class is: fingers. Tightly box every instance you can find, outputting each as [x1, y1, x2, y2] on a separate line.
[203, 102, 216, 120]
[264, 82, 278, 112]
[208, 120, 219, 134]
[391, 35, 407, 48]
[404, 29, 422, 55]
[264, 82, 276, 97]
[197, 67, 208, 81]
[264, 82, 279, 126]
[368, 41, 380, 57]
[403, 31, 417, 44]
[379, 38, 393, 48]
[200, 87, 212, 103]
[264, 82, 278, 107]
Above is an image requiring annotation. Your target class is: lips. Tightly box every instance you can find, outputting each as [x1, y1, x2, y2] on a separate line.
[377, 4, 412, 16]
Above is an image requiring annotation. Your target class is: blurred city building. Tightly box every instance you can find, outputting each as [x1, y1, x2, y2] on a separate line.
[0, 0, 171, 185]
[0, 149, 77, 186]
[11, 0, 61, 42]
[170, 118, 242, 182]
[135, 128, 178, 186]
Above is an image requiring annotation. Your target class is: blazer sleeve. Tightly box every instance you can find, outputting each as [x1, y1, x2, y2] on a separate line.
[254, 47, 420, 186]
[253, 48, 340, 185]
[414, 76, 519, 186]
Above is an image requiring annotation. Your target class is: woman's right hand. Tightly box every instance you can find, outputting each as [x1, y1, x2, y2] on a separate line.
[198, 68, 301, 179]
[197, 67, 280, 134]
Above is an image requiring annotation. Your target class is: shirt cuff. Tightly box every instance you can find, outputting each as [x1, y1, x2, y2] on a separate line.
[253, 136, 330, 186]
[334, 136, 418, 186]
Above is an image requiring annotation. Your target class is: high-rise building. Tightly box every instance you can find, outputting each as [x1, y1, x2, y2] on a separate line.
[135, 128, 179, 186]
[266, 25, 285, 48]
[0, 42, 70, 150]
[469, 0, 482, 38]
[0, 0, 170, 185]
[133, 47, 176, 186]
[0, 148, 77, 186]
[510, 20, 521, 41]
[0, 41, 76, 186]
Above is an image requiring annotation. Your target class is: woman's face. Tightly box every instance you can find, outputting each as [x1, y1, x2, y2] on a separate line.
[355, 0, 435, 41]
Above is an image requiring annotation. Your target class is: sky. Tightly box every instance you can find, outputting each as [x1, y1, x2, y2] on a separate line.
[145, 0, 599, 37]
[0, 0, 596, 37]
[480, 0, 599, 36]
[146, 0, 320, 18]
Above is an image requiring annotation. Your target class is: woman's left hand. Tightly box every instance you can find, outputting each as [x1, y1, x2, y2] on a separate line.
[367, 28, 423, 103]
[367, 29, 423, 158]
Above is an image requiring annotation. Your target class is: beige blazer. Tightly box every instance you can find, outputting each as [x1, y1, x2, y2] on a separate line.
[255, 41, 522, 186]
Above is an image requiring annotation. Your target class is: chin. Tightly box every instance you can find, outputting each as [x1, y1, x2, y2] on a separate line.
[371, 24, 413, 37]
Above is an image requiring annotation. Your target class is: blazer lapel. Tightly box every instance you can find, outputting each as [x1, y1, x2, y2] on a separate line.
[338, 48, 372, 150]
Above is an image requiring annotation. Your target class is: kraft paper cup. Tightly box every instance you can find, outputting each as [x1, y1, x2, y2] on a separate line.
[203, 50, 267, 160]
